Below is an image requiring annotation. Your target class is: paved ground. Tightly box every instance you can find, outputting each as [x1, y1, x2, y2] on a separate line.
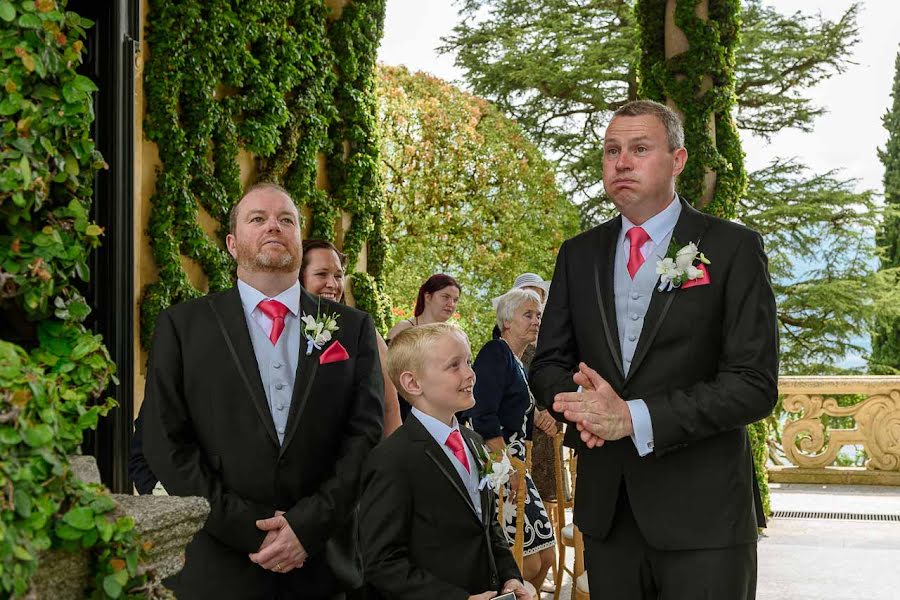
[549, 483, 900, 600]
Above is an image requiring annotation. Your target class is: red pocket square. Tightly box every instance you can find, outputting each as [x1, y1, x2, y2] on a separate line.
[319, 340, 350, 364]
[681, 263, 711, 289]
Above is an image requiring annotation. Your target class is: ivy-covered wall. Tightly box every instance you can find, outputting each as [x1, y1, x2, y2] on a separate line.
[139, 0, 390, 355]
[635, 0, 769, 515]
[0, 2, 147, 597]
[636, 0, 746, 219]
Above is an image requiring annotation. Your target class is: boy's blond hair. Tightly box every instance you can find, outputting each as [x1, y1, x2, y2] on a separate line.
[387, 322, 469, 392]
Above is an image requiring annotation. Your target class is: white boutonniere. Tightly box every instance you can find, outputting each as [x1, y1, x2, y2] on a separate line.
[475, 444, 512, 492]
[300, 301, 339, 355]
[655, 239, 710, 292]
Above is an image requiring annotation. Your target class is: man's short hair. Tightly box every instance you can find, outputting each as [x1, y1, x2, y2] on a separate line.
[613, 100, 685, 151]
[387, 323, 469, 391]
[495, 288, 542, 332]
[228, 182, 295, 235]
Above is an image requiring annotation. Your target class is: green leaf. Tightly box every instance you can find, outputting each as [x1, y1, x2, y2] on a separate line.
[63, 505, 95, 530]
[22, 423, 53, 447]
[72, 74, 97, 93]
[90, 494, 116, 513]
[17, 13, 39, 28]
[102, 573, 123, 598]
[55, 523, 83, 540]
[20, 155, 31, 187]
[14, 488, 32, 517]
[0, 1, 15, 22]
[61, 82, 83, 103]
[0, 428, 21, 444]
[12, 545, 33, 561]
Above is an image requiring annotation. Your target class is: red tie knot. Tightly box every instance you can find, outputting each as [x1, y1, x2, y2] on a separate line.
[258, 299, 289, 320]
[258, 300, 289, 345]
[445, 429, 470, 473]
[626, 226, 651, 279]
[626, 226, 650, 248]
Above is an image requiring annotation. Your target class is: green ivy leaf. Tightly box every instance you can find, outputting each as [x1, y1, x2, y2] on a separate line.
[12, 545, 33, 561]
[0, 1, 15, 22]
[102, 569, 128, 599]
[89, 494, 116, 513]
[0, 428, 21, 444]
[14, 488, 32, 517]
[17, 13, 40, 28]
[55, 523, 83, 541]
[20, 155, 31, 187]
[72, 74, 97, 93]
[63, 506, 95, 530]
[22, 423, 53, 447]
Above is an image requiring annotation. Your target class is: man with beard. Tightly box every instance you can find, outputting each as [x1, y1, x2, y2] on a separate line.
[143, 183, 384, 599]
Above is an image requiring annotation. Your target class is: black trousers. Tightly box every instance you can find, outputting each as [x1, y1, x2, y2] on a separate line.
[583, 485, 757, 600]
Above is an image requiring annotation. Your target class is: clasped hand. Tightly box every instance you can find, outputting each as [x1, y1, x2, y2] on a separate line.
[552, 362, 633, 448]
[248, 510, 308, 574]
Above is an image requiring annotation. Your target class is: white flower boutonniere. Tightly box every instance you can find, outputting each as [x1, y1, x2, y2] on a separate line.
[656, 239, 711, 292]
[301, 301, 339, 355]
[475, 444, 512, 492]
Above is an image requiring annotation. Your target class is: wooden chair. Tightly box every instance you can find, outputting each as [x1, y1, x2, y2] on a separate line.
[497, 440, 538, 599]
[549, 430, 578, 600]
[573, 527, 589, 600]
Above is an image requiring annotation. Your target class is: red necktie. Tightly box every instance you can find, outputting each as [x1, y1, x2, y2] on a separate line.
[445, 430, 470, 473]
[626, 226, 651, 279]
[257, 300, 289, 345]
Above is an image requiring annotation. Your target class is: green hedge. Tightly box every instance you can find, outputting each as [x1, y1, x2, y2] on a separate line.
[0, 1, 147, 597]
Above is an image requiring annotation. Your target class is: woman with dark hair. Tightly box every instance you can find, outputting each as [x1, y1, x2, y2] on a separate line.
[300, 239, 401, 438]
[386, 273, 461, 342]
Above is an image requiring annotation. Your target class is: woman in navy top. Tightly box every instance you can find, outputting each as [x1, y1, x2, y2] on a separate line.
[465, 288, 556, 593]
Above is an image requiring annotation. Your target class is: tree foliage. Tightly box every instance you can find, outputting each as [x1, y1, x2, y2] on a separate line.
[376, 65, 580, 350]
[444, 0, 861, 211]
[444, 0, 891, 373]
[871, 49, 900, 374]
[740, 159, 899, 373]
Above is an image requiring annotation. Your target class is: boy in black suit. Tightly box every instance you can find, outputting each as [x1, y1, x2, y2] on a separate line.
[359, 323, 527, 600]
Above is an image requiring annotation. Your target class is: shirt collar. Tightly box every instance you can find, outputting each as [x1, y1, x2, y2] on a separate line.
[237, 279, 301, 317]
[411, 406, 461, 446]
[621, 193, 682, 246]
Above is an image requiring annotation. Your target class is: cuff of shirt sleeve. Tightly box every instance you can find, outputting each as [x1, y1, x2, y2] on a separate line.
[626, 399, 654, 457]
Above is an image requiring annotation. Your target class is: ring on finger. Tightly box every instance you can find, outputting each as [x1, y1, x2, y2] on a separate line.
[275, 563, 281, 572]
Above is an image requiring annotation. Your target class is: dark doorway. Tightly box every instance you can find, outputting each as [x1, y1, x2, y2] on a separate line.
[69, 0, 140, 493]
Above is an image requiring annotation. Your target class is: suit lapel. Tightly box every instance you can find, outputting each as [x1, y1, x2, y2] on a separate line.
[408, 416, 482, 524]
[280, 288, 322, 456]
[624, 200, 710, 385]
[208, 288, 279, 447]
[594, 218, 626, 380]
[461, 428, 492, 528]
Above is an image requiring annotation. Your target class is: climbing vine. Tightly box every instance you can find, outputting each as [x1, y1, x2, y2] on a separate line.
[636, 0, 745, 219]
[141, 0, 389, 346]
[636, 0, 767, 513]
[0, 1, 148, 597]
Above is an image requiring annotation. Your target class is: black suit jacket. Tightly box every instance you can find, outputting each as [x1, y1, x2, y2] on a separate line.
[530, 199, 778, 551]
[143, 286, 383, 599]
[359, 414, 521, 600]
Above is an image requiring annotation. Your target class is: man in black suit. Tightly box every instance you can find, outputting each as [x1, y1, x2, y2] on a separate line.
[359, 323, 526, 600]
[143, 183, 383, 599]
[530, 100, 778, 599]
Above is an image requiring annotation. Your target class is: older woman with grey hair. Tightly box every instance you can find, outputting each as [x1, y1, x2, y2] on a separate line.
[463, 288, 556, 592]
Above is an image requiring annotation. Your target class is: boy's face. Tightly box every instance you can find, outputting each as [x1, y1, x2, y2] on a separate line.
[406, 332, 476, 417]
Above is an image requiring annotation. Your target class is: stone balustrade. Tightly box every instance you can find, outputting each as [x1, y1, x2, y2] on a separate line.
[769, 376, 900, 485]
[28, 456, 208, 599]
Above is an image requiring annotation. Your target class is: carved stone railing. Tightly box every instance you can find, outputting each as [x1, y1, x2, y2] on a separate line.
[768, 376, 900, 485]
[28, 456, 208, 599]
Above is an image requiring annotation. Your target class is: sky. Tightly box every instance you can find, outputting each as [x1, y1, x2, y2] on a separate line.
[377, 0, 900, 195]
